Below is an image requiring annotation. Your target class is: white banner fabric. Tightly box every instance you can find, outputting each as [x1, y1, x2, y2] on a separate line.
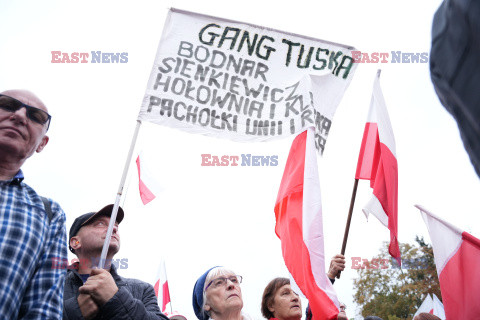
[138, 8, 357, 154]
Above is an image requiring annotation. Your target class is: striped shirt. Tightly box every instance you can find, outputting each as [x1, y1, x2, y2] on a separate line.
[0, 170, 67, 319]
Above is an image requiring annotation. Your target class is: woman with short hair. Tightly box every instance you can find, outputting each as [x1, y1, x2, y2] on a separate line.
[193, 267, 252, 320]
[261, 277, 347, 320]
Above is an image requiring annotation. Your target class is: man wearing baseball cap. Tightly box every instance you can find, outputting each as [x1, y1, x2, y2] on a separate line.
[63, 204, 168, 320]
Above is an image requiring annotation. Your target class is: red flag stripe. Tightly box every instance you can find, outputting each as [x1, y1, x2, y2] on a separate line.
[154, 279, 160, 297]
[355, 122, 380, 181]
[162, 280, 171, 312]
[373, 143, 400, 262]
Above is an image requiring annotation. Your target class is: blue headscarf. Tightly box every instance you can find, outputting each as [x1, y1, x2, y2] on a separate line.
[192, 266, 220, 320]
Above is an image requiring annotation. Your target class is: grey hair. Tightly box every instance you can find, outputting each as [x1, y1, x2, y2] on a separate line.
[202, 267, 239, 317]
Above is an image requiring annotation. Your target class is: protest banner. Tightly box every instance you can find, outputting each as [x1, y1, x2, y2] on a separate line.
[138, 8, 357, 154]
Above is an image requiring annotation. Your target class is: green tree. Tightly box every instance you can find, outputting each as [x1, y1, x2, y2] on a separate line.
[352, 236, 441, 320]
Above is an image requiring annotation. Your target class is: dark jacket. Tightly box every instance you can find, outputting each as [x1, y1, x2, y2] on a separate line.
[63, 263, 168, 320]
[430, 0, 480, 177]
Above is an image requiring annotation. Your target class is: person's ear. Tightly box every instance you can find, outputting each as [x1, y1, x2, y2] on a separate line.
[70, 237, 80, 251]
[204, 304, 211, 312]
[268, 302, 275, 313]
[36, 135, 49, 153]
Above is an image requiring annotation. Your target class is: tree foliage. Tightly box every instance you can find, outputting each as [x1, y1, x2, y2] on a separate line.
[352, 236, 441, 320]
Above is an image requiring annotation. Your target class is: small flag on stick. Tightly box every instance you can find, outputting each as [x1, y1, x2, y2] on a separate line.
[153, 260, 171, 313]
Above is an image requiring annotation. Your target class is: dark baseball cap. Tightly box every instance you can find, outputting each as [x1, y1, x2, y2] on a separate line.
[68, 204, 124, 253]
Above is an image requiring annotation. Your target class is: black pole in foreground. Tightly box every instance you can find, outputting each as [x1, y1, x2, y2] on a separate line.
[337, 178, 359, 279]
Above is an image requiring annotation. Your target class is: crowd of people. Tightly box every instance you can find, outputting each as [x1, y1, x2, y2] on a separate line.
[0, 88, 351, 320]
[0, 89, 442, 320]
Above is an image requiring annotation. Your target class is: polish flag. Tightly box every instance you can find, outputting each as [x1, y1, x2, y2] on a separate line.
[413, 294, 446, 319]
[153, 260, 171, 313]
[416, 205, 480, 320]
[136, 154, 156, 205]
[275, 127, 340, 320]
[355, 70, 401, 265]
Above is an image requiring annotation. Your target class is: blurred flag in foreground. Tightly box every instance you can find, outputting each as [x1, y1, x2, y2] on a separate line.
[413, 293, 446, 319]
[417, 205, 480, 320]
[275, 127, 339, 320]
[153, 260, 171, 312]
[355, 70, 401, 265]
[136, 154, 156, 205]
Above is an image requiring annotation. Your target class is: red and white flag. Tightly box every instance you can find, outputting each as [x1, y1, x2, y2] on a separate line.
[136, 154, 156, 205]
[153, 260, 171, 313]
[275, 127, 340, 320]
[355, 70, 401, 265]
[416, 205, 480, 320]
[413, 293, 446, 319]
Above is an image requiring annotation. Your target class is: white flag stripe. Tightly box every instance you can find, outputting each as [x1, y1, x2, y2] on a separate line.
[414, 294, 433, 317]
[363, 194, 389, 227]
[432, 294, 446, 319]
[302, 128, 337, 303]
[369, 73, 396, 156]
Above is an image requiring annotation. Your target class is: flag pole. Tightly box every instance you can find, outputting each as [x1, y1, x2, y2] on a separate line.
[337, 178, 359, 278]
[98, 120, 142, 269]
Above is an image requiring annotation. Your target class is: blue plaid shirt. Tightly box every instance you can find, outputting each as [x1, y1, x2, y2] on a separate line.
[0, 170, 67, 319]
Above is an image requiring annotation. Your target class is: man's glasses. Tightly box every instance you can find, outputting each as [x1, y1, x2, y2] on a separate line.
[0, 94, 51, 130]
[205, 275, 243, 291]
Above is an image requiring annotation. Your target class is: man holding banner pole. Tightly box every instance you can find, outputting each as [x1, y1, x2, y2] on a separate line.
[64, 204, 168, 320]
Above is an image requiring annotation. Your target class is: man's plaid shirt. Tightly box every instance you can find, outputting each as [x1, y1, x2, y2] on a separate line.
[0, 170, 67, 319]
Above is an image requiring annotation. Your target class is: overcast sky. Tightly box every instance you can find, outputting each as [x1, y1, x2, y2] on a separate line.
[1, 0, 479, 319]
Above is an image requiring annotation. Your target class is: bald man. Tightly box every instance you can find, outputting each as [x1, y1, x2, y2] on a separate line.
[0, 90, 67, 319]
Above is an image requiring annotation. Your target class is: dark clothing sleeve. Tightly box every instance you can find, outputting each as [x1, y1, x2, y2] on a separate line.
[101, 282, 168, 320]
[430, 0, 480, 177]
[63, 295, 83, 320]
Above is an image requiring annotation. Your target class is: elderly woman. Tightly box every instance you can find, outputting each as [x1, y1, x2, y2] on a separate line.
[261, 277, 348, 320]
[193, 266, 252, 320]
